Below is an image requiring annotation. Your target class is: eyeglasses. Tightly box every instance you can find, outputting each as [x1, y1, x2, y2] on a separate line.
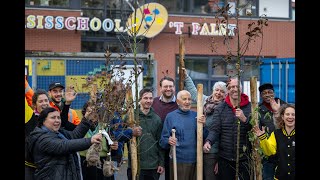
[162, 85, 174, 89]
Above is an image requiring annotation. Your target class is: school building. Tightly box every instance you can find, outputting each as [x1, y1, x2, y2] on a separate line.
[25, 0, 295, 116]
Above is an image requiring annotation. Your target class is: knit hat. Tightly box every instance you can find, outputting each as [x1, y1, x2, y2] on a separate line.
[258, 83, 274, 93]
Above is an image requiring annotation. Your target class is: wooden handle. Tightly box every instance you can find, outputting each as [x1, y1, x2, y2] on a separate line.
[171, 129, 177, 180]
[179, 35, 185, 91]
[196, 84, 203, 180]
[250, 76, 263, 180]
[126, 87, 137, 180]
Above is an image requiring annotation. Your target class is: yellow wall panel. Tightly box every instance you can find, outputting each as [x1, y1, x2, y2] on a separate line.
[36, 60, 65, 76]
[66, 75, 110, 93]
[25, 59, 32, 75]
[66, 75, 88, 93]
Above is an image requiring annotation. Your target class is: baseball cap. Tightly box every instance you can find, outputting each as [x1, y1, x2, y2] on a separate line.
[48, 82, 65, 90]
[258, 83, 274, 93]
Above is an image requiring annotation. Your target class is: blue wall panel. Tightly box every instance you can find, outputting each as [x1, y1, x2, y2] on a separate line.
[27, 76, 32, 87]
[260, 58, 295, 103]
[36, 76, 65, 91]
[71, 93, 90, 109]
[287, 58, 295, 103]
[31, 59, 150, 112]
[66, 59, 142, 76]
[66, 60, 104, 75]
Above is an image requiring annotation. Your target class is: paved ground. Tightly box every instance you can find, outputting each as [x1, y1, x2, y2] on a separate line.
[115, 160, 165, 180]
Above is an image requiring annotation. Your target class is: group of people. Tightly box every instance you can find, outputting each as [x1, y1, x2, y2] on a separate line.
[25, 78, 142, 180]
[25, 68, 295, 180]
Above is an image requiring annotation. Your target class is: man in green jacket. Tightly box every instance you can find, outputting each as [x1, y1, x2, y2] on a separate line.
[126, 88, 165, 180]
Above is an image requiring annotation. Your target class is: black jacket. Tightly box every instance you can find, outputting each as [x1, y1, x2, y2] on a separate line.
[258, 98, 286, 133]
[274, 128, 295, 180]
[25, 103, 78, 164]
[27, 119, 93, 180]
[206, 101, 252, 161]
[258, 98, 286, 163]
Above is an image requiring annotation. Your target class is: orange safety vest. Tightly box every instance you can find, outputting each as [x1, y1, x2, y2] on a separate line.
[25, 76, 34, 107]
[49, 101, 81, 125]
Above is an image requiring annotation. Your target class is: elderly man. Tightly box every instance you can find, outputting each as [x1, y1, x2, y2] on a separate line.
[160, 90, 206, 180]
[204, 77, 252, 180]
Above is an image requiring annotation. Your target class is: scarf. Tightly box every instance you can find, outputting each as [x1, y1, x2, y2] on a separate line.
[203, 95, 222, 116]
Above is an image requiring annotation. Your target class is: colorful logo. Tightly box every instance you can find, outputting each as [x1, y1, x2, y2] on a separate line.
[126, 3, 168, 38]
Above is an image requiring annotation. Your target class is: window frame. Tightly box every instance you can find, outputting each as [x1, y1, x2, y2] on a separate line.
[175, 55, 262, 98]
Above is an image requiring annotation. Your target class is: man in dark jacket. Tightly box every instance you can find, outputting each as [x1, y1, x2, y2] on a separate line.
[204, 77, 252, 180]
[258, 83, 286, 180]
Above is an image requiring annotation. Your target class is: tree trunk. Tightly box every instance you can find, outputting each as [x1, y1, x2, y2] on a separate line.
[126, 87, 138, 180]
[196, 84, 203, 180]
[250, 76, 263, 180]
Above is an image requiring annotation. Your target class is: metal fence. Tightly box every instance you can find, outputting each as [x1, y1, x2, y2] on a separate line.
[25, 52, 156, 117]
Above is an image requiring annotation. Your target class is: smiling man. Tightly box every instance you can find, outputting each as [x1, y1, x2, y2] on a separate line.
[258, 83, 287, 180]
[160, 90, 206, 180]
[152, 76, 179, 180]
[48, 81, 80, 125]
[204, 77, 252, 180]
[152, 76, 179, 123]
[127, 88, 165, 180]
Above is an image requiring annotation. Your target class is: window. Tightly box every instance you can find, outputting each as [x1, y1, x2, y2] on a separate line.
[80, 0, 146, 53]
[176, 55, 260, 102]
[81, 9, 106, 38]
[26, 0, 69, 7]
[241, 57, 260, 80]
[81, 0, 104, 8]
[291, 7, 295, 21]
[148, 0, 258, 17]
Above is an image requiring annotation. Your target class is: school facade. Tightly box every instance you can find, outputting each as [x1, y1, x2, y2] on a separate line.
[25, 0, 295, 116]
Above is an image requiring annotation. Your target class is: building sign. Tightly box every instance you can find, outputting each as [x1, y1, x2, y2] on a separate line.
[25, 2, 234, 37]
[126, 3, 168, 38]
[25, 15, 134, 33]
[25, 2, 168, 38]
[168, 21, 236, 36]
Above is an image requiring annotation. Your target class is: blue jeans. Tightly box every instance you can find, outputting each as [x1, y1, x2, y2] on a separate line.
[262, 159, 276, 180]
